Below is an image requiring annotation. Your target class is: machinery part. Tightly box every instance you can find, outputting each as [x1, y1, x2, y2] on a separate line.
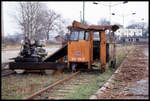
[44, 44, 67, 62]
[93, 41, 100, 60]
[44, 70, 55, 75]
[14, 69, 25, 74]
[14, 56, 40, 62]
[71, 63, 77, 71]
[110, 59, 116, 68]
[100, 31, 106, 72]
[106, 43, 109, 62]
[52, 69, 63, 75]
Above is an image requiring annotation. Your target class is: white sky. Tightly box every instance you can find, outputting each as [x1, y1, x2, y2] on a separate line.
[2, 1, 149, 36]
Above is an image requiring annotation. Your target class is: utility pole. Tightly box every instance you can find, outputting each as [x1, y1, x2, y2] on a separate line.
[93, 1, 128, 36]
[80, 11, 82, 23]
[83, 1, 85, 24]
[109, 2, 111, 25]
[93, 1, 128, 25]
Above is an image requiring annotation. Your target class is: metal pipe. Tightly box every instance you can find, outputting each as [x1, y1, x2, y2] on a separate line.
[80, 11, 82, 23]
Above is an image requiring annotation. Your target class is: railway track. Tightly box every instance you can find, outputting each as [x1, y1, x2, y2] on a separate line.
[2, 63, 9, 70]
[23, 70, 99, 100]
[47, 72, 98, 99]
[2, 63, 16, 77]
[24, 71, 80, 100]
[2, 69, 15, 77]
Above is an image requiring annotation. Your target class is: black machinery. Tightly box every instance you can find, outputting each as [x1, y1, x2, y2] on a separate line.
[11, 37, 47, 63]
[9, 36, 67, 72]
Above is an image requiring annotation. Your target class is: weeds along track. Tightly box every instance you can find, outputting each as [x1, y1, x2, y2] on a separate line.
[24, 71, 80, 99]
[47, 71, 100, 99]
[24, 71, 100, 100]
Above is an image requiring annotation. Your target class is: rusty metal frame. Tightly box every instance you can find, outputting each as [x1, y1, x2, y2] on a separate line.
[99, 31, 106, 72]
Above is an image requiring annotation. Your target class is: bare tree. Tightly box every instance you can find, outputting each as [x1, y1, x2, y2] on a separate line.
[54, 18, 68, 36]
[15, 2, 47, 40]
[41, 9, 61, 40]
[15, 2, 66, 41]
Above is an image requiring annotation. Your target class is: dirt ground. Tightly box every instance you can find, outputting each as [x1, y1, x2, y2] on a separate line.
[96, 44, 149, 99]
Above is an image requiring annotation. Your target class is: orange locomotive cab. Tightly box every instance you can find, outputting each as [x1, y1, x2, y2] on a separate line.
[67, 21, 119, 72]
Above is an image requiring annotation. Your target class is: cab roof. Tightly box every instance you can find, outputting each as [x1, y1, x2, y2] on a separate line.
[68, 20, 119, 32]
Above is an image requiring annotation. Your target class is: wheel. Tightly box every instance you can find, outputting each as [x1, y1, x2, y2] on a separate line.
[14, 69, 25, 74]
[110, 59, 116, 68]
[44, 70, 54, 75]
[71, 63, 77, 72]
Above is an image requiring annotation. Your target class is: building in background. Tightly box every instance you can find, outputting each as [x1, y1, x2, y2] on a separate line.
[115, 28, 142, 38]
[114, 28, 148, 43]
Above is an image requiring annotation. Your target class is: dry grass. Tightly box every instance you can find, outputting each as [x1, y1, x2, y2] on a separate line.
[2, 72, 70, 99]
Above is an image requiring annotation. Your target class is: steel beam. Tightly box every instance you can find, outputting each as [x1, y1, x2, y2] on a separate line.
[9, 62, 66, 70]
[100, 31, 106, 72]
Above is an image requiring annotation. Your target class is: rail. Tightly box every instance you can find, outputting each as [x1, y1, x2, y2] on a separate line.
[24, 71, 80, 100]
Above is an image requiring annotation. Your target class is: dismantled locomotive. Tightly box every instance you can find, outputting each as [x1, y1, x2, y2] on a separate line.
[9, 21, 119, 73]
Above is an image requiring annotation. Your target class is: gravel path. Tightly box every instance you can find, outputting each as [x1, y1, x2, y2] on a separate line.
[118, 45, 148, 99]
[91, 44, 149, 99]
[120, 77, 148, 99]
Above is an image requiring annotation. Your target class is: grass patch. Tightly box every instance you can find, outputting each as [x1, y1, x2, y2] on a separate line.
[66, 67, 115, 99]
[1, 72, 69, 99]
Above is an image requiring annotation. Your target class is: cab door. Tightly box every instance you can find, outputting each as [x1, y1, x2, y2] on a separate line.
[67, 30, 93, 69]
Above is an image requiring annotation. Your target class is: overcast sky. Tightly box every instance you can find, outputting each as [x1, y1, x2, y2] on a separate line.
[2, 1, 149, 36]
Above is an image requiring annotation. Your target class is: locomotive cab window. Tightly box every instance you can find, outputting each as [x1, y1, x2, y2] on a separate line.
[70, 30, 89, 41]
